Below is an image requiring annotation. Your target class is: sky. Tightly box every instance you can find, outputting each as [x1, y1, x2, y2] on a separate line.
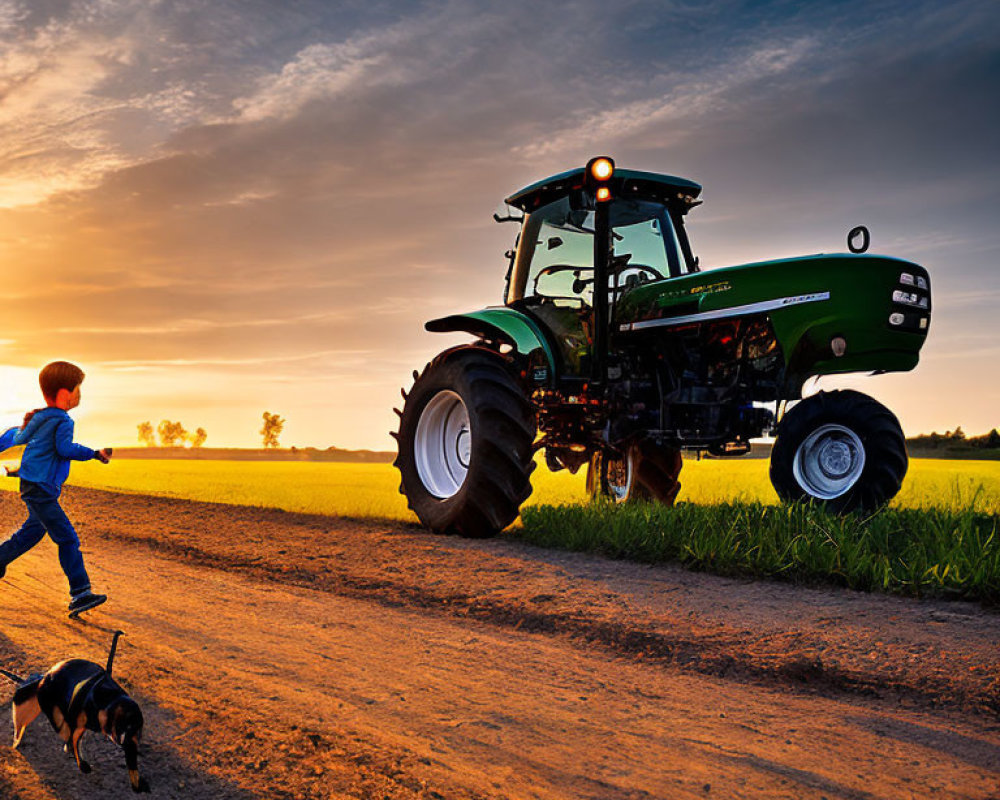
[0, 0, 997, 449]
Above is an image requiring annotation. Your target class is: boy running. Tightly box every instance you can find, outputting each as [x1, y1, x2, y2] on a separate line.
[0, 361, 111, 615]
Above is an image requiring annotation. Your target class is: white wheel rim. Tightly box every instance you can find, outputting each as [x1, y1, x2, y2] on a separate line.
[414, 390, 471, 499]
[605, 449, 634, 503]
[792, 423, 866, 500]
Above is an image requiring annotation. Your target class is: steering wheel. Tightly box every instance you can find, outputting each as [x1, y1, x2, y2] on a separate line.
[534, 264, 593, 279]
[531, 258, 664, 300]
[609, 253, 664, 282]
[531, 264, 594, 298]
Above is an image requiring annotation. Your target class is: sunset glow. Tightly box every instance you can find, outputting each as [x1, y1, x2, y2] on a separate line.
[0, 1, 996, 449]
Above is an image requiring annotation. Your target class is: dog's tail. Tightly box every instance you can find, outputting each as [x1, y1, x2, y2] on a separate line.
[106, 630, 125, 678]
[0, 667, 24, 683]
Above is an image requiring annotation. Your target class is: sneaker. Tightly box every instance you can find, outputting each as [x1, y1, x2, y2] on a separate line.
[68, 592, 107, 617]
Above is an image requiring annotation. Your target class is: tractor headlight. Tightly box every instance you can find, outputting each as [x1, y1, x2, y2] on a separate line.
[892, 290, 928, 308]
[899, 272, 928, 290]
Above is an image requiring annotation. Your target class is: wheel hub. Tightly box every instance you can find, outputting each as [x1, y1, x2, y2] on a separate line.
[792, 424, 866, 500]
[819, 440, 853, 478]
[414, 390, 471, 499]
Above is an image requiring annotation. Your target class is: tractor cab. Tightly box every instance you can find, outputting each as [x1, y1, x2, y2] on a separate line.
[506, 196, 691, 306]
[504, 163, 703, 307]
[501, 160, 703, 379]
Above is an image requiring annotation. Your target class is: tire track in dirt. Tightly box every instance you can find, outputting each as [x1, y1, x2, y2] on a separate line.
[1, 487, 998, 800]
[86, 524, 1000, 718]
[57, 487, 1000, 719]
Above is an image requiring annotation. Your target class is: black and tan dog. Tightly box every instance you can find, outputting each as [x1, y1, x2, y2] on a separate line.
[2, 631, 150, 792]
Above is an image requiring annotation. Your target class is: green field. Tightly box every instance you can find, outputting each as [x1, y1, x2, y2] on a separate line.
[24, 456, 999, 519]
[2, 456, 996, 602]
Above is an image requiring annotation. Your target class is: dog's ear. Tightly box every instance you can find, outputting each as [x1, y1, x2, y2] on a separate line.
[109, 702, 129, 745]
[110, 700, 143, 745]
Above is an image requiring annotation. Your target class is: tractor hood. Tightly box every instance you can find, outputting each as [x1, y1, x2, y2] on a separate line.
[615, 253, 931, 379]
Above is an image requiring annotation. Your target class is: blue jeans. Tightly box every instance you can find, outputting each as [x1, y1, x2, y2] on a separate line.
[0, 481, 91, 597]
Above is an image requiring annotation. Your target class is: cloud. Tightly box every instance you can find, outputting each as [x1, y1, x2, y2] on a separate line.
[513, 37, 818, 159]
[96, 347, 361, 370]
[0, 1, 27, 32]
[0, 6, 181, 205]
[53, 310, 348, 335]
[232, 40, 386, 123]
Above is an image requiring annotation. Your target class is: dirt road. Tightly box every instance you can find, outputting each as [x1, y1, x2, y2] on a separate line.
[0, 487, 997, 800]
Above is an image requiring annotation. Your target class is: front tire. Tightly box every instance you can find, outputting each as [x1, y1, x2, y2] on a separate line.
[587, 440, 682, 504]
[770, 390, 907, 513]
[395, 348, 536, 537]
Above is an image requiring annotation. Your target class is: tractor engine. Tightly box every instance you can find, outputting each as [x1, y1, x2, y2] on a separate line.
[609, 316, 780, 451]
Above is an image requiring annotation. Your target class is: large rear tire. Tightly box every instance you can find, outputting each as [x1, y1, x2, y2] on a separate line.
[587, 440, 682, 504]
[394, 348, 536, 537]
[769, 390, 907, 513]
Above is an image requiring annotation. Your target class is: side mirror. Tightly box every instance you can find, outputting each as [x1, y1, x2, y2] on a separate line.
[493, 202, 523, 224]
[848, 225, 870, 253]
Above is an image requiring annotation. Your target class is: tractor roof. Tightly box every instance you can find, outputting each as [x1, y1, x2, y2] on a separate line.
[505, 167, 702, 213]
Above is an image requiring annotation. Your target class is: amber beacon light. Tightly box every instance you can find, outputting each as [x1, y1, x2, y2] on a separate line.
[585, 156, 615, 201]
[590, 157, 613, 180]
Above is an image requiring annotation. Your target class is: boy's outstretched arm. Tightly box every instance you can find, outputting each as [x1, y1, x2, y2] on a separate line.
[53, 417, 96, 461]
[0, 426, 18, 452]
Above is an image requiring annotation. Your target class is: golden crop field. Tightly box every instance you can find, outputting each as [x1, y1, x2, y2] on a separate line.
[0, 456, 994, 521]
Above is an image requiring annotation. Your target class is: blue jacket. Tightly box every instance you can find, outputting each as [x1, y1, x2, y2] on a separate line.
[2, 407, 95, 493]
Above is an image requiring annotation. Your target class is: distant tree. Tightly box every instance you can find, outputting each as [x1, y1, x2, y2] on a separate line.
[910, 426, 1000, 451]
[137, 421, 156, 447]
[190, 427, 208, 448]
[157, 420, 188, 447]
[968, 428, 1000, 449]
[261, 411, 285, 448]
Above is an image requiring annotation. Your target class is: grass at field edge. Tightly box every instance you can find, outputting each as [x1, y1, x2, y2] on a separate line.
[517, 501, 1000, 605]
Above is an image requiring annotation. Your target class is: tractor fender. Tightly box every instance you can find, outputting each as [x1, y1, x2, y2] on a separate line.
[425, 307, 557, 386]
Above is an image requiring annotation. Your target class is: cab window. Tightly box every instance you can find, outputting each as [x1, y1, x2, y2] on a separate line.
[611, 199, 686, 285]
[509, 196, 595, 305]
[507, 195, 689, 305]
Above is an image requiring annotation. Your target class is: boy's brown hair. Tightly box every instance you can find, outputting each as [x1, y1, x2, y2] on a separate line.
[39, 361, 85, 401]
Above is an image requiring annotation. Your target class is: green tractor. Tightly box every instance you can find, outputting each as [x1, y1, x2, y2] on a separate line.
[393, 157, 930, 537]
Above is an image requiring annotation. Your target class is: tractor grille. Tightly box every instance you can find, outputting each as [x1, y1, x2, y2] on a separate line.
[888, 270, 931, 333]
